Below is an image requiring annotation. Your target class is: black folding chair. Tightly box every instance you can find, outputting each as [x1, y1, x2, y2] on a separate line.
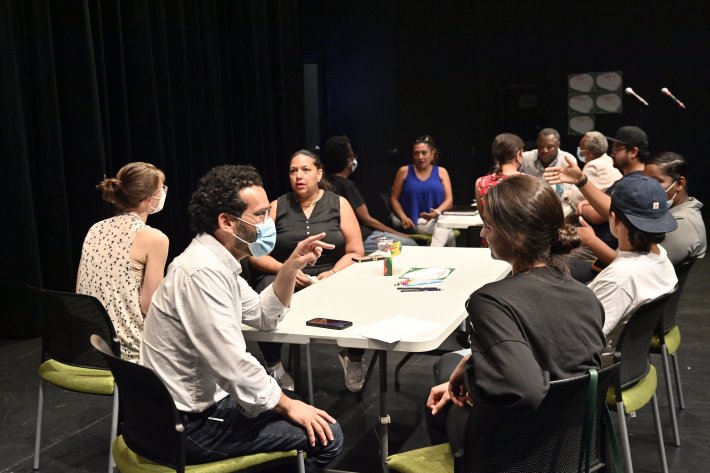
[388, 364, 621, 473]
[28, 286, 119, 473]
[90, 335, 306, 473]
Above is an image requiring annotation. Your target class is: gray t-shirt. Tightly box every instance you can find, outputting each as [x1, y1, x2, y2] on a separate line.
[664, 197, 707, 265]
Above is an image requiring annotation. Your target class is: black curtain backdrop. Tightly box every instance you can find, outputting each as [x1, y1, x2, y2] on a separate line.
[1, 0, 305, 338]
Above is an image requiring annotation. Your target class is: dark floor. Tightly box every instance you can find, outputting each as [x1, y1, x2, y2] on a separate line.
[1, 257, 709, 473]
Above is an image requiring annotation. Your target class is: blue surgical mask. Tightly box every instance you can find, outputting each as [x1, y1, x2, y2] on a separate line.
[576, 147, 586, 163]
[233, 217, 276, 257]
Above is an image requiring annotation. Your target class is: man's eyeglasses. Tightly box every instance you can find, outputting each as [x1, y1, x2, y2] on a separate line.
[242, 209, 270, 224]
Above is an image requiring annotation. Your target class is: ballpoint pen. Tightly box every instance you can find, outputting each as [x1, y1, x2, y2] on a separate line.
[397, 287, 441, 292]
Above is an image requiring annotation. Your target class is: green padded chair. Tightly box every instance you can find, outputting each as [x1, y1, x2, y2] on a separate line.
[388, 364, 621, 473]
[89, 335, 305, 473]
[650, 258, 697, 447]
[606, 294, 673, 473]
[28, 286, 119, 473]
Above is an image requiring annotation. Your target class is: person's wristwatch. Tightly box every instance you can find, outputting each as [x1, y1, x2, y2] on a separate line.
[575, 175, 589, 188]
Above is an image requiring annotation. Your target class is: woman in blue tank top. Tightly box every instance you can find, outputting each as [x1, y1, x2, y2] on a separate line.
[390, 135, 456, 246]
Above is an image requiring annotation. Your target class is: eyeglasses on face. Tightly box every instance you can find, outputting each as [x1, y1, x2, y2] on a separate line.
[241, 208, 270, 223]
[153, 185, 168, 197]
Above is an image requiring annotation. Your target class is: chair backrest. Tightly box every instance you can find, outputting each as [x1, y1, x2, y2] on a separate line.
[27, 286, 118, 368]
[659, 258, 697, 334]
[90, 334, 186, 471]
[615, 294, 671, 389]
[454, 364, 620, 473]
[379, 190, 395, 227]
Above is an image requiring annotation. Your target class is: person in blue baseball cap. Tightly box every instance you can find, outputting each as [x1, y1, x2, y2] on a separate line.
[587, 173, 678, 364]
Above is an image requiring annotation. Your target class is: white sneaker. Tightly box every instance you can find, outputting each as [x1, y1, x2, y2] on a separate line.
[266, 361, 295, 391]
[338, 350, 365, 392]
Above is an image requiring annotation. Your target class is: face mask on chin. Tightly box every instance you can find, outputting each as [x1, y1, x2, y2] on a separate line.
[149, 189, 167, 214]
[232, 216, 276, 257]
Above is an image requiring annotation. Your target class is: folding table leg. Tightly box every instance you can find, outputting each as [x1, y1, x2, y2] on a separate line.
[379, 351, 389, 471]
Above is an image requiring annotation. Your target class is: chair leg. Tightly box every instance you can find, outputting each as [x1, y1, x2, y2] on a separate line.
[305, 345, 314, 405]
[33, 379, 46, 470]
[651, 394, 669, 473]
[660, 345, 680, 446]
[297, 450, 305, 473]
[108, 385, 119, 473]
[671, 352, 685, 409]
[615, 401, 634, 473]
[394, 353, 414, 391]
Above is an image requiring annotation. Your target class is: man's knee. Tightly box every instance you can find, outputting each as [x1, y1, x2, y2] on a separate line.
[309, 420, 344, 467]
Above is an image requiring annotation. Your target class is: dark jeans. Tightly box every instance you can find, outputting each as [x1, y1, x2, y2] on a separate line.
[181, 391, 343, 472]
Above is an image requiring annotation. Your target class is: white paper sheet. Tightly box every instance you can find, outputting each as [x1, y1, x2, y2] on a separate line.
[349, 315, 443, 344]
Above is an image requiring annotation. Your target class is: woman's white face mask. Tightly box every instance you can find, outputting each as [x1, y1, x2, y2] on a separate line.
[665, 180, 678, 208]
[149, 186, 167, 214]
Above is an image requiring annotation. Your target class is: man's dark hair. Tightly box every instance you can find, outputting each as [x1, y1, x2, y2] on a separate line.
[610, 202, 665, 252]
[322, 135, 352, 175]
[630, 146, 650, 163]
[538, 128, 560, 141]
[188, 164, 263, 235]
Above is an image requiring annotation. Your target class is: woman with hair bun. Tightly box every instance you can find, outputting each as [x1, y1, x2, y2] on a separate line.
[426, 175, 604, 441]
[77, 162, 169, 362]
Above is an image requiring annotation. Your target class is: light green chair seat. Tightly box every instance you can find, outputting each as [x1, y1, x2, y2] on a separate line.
[606, 364, 657, 414]
[113, 435, 299, 473]
[38, 359, 114, 395]
[410, 229, 461, 246]
[387, 443, 453, 473]
[410, 233, 433, 245]
[651, 326, 681, 354]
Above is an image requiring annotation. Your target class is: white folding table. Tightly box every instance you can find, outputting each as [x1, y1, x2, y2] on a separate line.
[243, 246, 510, 469]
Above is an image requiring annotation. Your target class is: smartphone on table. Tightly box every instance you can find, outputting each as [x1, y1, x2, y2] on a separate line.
[306, 318, 353, 330]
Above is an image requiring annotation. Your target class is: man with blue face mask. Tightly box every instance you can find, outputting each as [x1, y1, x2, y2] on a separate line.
[141, 164, 344, 471]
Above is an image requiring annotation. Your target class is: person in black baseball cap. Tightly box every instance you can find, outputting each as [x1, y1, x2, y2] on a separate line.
[606, 126, 650, 169]
[588, 173, 678, 363]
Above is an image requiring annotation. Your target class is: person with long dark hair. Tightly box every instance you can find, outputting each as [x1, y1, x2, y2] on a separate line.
[249, 150, 366, 392]
[474, 133, 524, 214]
[426, 175, 604, 441]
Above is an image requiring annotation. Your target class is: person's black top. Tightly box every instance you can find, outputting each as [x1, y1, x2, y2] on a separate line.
[464, 266, 605, 410]
[328, 175, 373, 240]
[270, 191, 346, 270]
